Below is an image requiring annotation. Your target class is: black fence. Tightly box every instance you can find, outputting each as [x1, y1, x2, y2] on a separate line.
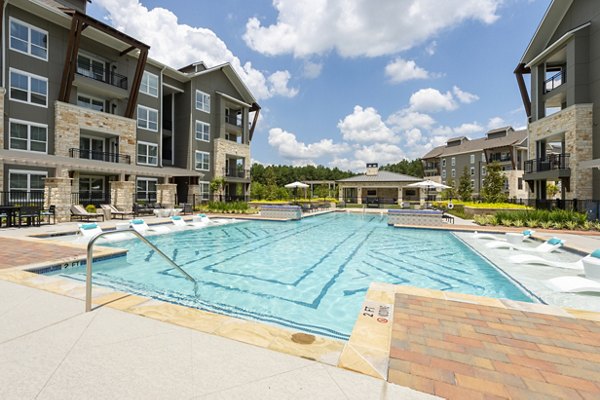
[524, 154, 570, 173]
[76, 64, 128, 90]
[507, 198, 600, 220]
[0, 191, 45, 206]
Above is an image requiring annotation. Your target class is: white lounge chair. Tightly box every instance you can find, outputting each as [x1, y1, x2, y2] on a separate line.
[77, 223, 130, 241]
[544, 276, 600, 293]
[485, 237, 565, 253]
[129, 219, 171, 234]
[473, 229, 535, 241]
[508, 254, 584, 270]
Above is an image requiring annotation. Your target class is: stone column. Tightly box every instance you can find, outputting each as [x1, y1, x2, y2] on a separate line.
[188, 184, 201, 209]
[157, 183, 177, 208]
[44, 177, 74, 223]
[397, 187, 403, 205]
[0, 88, 5, 151]
[110, 181, 135, 212]
[357, 187, 362, 204]
[419, 188, 426, 206]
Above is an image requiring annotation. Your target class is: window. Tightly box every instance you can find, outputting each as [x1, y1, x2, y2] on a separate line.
[195, 121, 210, 142]
[9, 120, 47, 153]
[137, 178, 157, 201]
[9, 68, 47, 107]
[471, 179, 475, 188]
[451, 169, 456, 178]
[195, 90, 210, 112]
[470, 154, 475, 164]
[441, 159, 446, 168]
[140, 71, 158, 97]
[79, 176, 105, 203]
[8, 169, 46, 201]
[482, 153, 486, 162]
[482, 166, 486, 176]
[80, 136, 105, 160]
[451, 157, 456, 167]
[441, 170, 446, 179]
[470, 167, 475, 176]
[77, 94, 104, 112]
[199, 181, 210, 201]
[10, 18, 48, 60]
[137, 141, 158, 166]
[518, 178, 523, 190]
[195, 151, 210, 171]
[137, 105, 158, 131]
[77, 54, 104, 81]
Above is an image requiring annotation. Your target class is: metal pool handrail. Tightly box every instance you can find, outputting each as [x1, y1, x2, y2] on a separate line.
[85, 229, 197, 312]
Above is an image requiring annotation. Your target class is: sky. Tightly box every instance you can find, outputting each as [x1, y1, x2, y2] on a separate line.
[88, 0, 551, 172]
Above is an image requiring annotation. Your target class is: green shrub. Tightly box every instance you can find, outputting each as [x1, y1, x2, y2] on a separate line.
[85, 204, 96, 214]
[525, 219, 539, 228]
[540, 221, 553, 229]
[501, 219, 513, 227]
[513, 219, 524, 228]
[564, 221, 578, 230]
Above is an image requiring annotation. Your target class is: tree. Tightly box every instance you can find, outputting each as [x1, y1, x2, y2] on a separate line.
[547, 182, 560, 198]
[458, 166, 473, 202]
[480, 162, 507, 203]
[210, 177, 226, 201]
[441, 177, 457, 200]
[380, 159, 424, 178]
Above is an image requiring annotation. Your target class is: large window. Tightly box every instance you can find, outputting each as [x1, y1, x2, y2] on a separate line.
[9, 68, 47, 107]
[195, 90, 210, 113]
[8, 170, 46, 201]
[199, 181, 210, 201]
[137, 178, 157, 201]
[77, 54, 105, 81]
[80, 136, 105, 160]
[451, 157, 456, 167]
[137, 105, 158, 131]
[79, 176, 105, 203]
[140, 71, 158, 97]
[470, 154, 475, 164]
[77, 94, 104, 112]
[195, 151, 210, 171]
[195, 121, 210, 142]
[137, 141, 158, 166]
[10, 18, 48, 60]
[9, 120, 47, 153]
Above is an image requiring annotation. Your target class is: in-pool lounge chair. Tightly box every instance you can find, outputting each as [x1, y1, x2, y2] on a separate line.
[508, 253, 589, 270]
[544, 276, 600, 293]
[129, 218, 171, 234]
[71, 205, 105, 222]
[78, 223, 131, 241]
[473, 229, 534, 242]
[485, 237, 565, 253]
[170, 215, 197, 228]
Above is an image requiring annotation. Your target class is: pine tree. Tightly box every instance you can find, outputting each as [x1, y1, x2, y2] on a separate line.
[481, 162, 507, 203]
[441, 177, 457, 200]
[458, 166, 473, 202]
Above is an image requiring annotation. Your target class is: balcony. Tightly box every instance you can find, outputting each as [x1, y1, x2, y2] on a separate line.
[544, 70, 564, 94]
[489, 154, 511, 162]
[223, 168, 249, 179]
[76, 64, 128, 90]
[69, 148, 131, 164]
[225, 114, 242, 127]
[524, 153, 569, 174]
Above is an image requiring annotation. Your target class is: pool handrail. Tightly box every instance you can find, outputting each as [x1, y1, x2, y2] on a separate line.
[85, 229, 196, 312]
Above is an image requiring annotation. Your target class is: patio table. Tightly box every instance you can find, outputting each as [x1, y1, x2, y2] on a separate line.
[0, 205, 20, 228]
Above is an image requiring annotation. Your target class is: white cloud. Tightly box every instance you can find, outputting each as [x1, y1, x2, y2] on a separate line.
[329, 158, 367, 172]
[409, 88, 457, 113]
[268, 128, 350, 160]
[94, 0, 297, 100]
[338, 106, 399, 143]
[487, 116, 507, 130]
[452, 86, 479, 104]
[243, 0, 501, 58]
[453, 122, 484, 135]
[385, 58, 430, 84]
[354, 143, 407, 165]
[386, 110, 436, 132]
[302, 60, 323, 79]
[425, 41, 437, 56]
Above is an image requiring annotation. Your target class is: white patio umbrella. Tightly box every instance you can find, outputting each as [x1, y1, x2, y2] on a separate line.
[406, 180, 451, 206]
[284, 181, 309, 200]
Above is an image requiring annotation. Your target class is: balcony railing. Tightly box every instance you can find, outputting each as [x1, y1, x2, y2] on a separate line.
[544, 70, 564, 94]
[225, 114, 242, 127]
[76, 64, 128, 90]
[489, 154, 511, 162]
[223, 168, 249, 179]
[524, 153, 570, 174]
[69, 148, 131, 164]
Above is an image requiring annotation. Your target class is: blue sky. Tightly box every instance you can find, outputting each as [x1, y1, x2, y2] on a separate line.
[89, 0, 550, 172]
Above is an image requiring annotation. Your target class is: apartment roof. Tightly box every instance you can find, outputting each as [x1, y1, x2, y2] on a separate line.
[337, 170, 421, 183]
[421, 129, 527, 159]
[190, 63, 257, 105]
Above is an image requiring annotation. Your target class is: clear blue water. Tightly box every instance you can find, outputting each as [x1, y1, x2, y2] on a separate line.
[46, 213, 532, 340]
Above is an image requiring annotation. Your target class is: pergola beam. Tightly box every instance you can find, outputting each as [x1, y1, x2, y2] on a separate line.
[249, 103, 261, 141]
[125, 48, 148, 118]
[514, 63, 532, 119]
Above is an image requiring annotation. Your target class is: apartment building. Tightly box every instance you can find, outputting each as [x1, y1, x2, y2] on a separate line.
[0, 0, 260, 221]
[421, 127, 529, 199]
[515, 0, 598, 201]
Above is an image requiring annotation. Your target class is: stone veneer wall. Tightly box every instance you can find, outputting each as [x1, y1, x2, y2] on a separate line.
[157, 183, 177, 207]
[387, 210, 443, 226]
[44, 177, 74, 222]
[110, 181, 135, 212]
[54, 101, 136, 159]
[213, 138, 250, 178]
[505, 170, 529, 200]
[0, 88, 5, 192]
[528, 104, 593, 199]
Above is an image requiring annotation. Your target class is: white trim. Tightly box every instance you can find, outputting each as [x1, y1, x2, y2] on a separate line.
[9, 67, 48, 108]
[8, 169, 48, 195]
[216, 91, 252, 108]
[136, 140, 159, 166]
[525, 22, 591, 68]
[136, 104, 159, 132]
[8, 118, 48, 154]
[199, 180, 210, 200]
[9, 17, 48, 61]
[195, 89, 210, 113]
[162, 82, 184, 93]
[77, 93, 105, 112]
[195, 120, 210, 142]
[140, 70, 159, 97]
[194, 150, 210, 171]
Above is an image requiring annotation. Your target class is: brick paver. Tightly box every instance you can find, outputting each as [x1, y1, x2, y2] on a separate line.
[0, 237, 85, 269]
[388, 293, 600, 399]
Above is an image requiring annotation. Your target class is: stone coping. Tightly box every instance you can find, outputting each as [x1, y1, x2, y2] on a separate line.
[388, 209, 443, 215]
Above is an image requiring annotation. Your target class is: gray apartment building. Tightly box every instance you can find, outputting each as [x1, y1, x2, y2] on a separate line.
[421, 127, 529, 200]
[515, 0, 600, 201]
[0, 0, 260, 221]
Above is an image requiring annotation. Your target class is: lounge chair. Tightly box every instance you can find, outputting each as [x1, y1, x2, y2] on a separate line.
[71, 205, 104, 222]
[473, 229, 534, 241]
[508, 253, 584, 270]
[129, 218, 171, 234]
[485, 237, 565, 253]
[170, 215, 202, 228]
[77, 223, 131, 241]
[100, 204, 135, 219]
[544, 276, 600, 293]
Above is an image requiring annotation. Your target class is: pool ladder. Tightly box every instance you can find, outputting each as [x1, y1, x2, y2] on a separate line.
[85, 229, 197, 312]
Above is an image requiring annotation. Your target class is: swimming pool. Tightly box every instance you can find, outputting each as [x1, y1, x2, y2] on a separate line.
[45, 213, 532, 339]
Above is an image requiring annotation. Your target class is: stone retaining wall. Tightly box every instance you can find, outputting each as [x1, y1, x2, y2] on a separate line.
[387, 210, 443, 226]
[259, 205, 302, 220]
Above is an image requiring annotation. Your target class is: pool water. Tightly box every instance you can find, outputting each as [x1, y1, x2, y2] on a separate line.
[46, 213, 532, 339]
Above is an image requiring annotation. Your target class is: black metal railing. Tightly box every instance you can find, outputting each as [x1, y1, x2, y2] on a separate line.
[69, 148, 131, 164]
[544, 70, 564, 94]
[225, 114, 242, 127]
[76, 64, 128, 90]
[224, 168, 249, 179]
[72, 192, 111, 208]
[524, 154, 570, 173]
[489, 154, 511, 162]
[0, 191, 45, 206]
